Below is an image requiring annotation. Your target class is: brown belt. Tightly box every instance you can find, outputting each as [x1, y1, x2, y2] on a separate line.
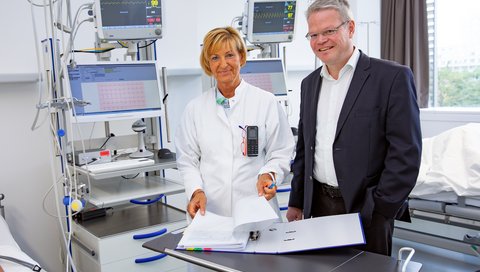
[319, 182, 342, 198]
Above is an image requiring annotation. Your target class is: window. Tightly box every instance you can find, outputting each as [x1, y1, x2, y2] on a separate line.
[427, 0, 480, 107]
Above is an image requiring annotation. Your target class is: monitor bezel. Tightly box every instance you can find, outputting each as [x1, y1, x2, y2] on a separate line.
[64, 61, 163, 124]
[94, 0, 164, 41]
[240, 58, 288, 96]
[246, 0, 297, 44]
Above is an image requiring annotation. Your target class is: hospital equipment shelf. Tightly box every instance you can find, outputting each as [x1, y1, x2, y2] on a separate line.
[71, 153, 189, 271]
[71, 155, 177, 180]
[72, 201, 188, 272]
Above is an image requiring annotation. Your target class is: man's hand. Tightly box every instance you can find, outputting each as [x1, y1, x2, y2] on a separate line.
[256, 173, 277, 201]
[187, 189, 206, 219]
[286, 207, 303, 222]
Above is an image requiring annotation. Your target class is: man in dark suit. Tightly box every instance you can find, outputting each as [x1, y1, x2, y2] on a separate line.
[286, 0, 422, 256]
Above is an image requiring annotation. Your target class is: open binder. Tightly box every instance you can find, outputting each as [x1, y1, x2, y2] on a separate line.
[177, 194, 365, 254]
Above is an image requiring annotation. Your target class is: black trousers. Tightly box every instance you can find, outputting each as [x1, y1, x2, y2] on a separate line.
[310, 180, 394, 256]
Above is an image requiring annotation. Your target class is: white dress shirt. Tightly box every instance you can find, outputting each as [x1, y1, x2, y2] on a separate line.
[313, 48, 360, 187]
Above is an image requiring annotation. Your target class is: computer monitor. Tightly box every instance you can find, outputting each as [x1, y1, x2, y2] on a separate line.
[94, 0, 163, 40]
[240, 58, 288, 96]
[245, 0, 296, 44]
[66, 62, 162, 123]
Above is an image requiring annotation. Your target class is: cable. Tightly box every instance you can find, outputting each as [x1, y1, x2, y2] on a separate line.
[99, 133, 115, 149]
[121, 173, 140, 179]
[117, 41, 128, 48]
[0, 255, 42, 271]
[138, 40, 157, 48]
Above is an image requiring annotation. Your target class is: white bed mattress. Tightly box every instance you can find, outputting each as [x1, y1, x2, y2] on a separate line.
[411, 123, 480, 205]
[0, 216, 42, 272]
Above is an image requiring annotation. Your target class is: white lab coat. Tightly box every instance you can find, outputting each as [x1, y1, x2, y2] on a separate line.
[175, 80, 295, 217]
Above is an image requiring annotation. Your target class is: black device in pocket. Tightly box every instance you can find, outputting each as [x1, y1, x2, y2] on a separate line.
[246, 126, 258, 157]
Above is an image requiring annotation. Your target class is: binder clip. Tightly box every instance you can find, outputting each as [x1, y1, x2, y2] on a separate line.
[249, 231, 260, 241]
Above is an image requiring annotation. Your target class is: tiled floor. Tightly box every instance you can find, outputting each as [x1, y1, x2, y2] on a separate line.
[392, 237, 480, 272]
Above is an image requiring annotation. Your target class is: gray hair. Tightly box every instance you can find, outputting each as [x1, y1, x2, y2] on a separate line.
[306, 0, 353, 22]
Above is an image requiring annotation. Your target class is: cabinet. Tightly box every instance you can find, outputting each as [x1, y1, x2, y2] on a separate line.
[72, 202, 188, 272]
[71, 155, 190, 271]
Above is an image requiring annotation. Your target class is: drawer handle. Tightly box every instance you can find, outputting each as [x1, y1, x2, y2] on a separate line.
[135, 253, 167, 263]
[277, 187, 291, 193]
[130, 194, 164, 205]
[133, 228, 167, 240]
[279, 206, 288, 211]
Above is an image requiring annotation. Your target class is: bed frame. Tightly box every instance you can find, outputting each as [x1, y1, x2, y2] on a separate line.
[395, 197, 480, 256]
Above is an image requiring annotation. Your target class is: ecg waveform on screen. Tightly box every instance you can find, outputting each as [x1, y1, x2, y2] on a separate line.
[98, 82, 147, 111]
[101, 1, 147, 5]
[101, 0, 159, 6]
[242, 74, 274, 93]
[254, 12, 288, 20]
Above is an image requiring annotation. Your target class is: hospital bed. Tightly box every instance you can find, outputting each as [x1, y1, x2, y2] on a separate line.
[394, 123, 480, 257]
[0, 194, 44, 271]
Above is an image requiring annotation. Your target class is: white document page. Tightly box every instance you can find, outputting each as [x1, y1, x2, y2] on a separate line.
[177, 211, 249, 250]
[177, 196, 279, 250]
[232, 195, 279, 232]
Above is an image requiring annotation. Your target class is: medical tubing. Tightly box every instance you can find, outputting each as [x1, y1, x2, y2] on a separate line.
[47, 105, 78, 272]
[134, 253, 167, 264]
[130, 194, 165, 205]
[47, 111, 76, 272]
[29, 0, 46, 131]
[27, 0, 58, 7]
[133, 228, 167, 240]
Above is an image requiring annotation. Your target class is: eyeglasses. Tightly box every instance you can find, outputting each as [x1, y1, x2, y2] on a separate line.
[305, 21, 349, 41]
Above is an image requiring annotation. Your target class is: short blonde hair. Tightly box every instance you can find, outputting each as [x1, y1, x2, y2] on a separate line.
[200, 27, 247, 76]
[306, 0, 353, 21]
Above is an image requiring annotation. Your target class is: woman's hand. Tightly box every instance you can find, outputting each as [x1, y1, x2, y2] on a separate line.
[256, 173, 277, 201]
[187, 189, 207, 219]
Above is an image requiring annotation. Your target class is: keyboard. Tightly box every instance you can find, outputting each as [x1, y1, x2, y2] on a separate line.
[81, 158, 155, 174]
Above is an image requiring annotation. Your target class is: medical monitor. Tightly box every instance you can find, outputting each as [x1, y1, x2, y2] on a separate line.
[94, 0, 163, 40]
[245, 0, 296, 44]
[240, 58, 288, 96]
[67, 62, 162, 123]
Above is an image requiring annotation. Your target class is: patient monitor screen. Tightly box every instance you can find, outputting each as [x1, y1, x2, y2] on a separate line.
[240, 59, 288, 96]
[248, 0, 296, 43]
[68, 62, 162, 123]
[96, 0, 163, 40]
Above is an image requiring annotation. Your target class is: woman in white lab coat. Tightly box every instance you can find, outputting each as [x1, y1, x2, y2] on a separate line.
[175, 27, 295, 219]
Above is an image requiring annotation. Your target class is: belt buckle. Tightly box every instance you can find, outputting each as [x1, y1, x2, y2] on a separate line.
[322, 184, 341, 198]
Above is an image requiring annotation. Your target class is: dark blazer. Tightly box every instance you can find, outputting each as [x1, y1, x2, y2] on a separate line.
[288, 51, 422, 225]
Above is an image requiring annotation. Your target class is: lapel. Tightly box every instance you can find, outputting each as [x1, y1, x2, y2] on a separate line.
[334, 52, 371, 140]
[309, 69, 323, 139]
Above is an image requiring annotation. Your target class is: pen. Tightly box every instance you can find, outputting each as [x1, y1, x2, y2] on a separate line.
[267, 172, 276, 189]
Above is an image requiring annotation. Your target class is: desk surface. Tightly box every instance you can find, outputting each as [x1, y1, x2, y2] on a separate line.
[143, 232, 422, 272]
